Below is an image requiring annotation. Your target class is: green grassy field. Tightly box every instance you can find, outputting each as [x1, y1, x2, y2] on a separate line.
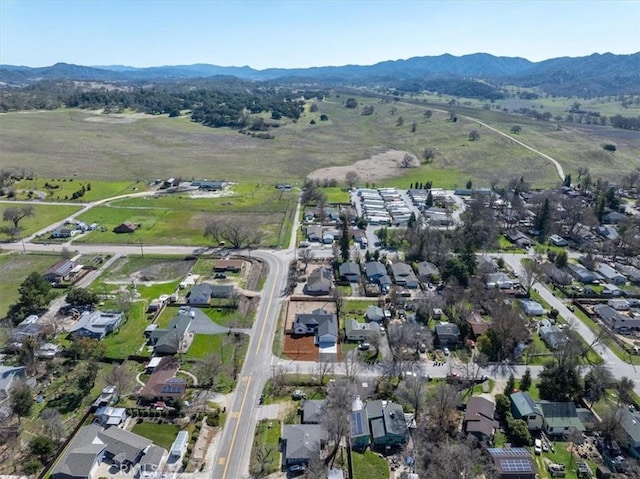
[351, 450, 390, 479]
[8, 178, 142, 202]
[131, 422, 181, 451]
[102, 302, 149, 359]
[3, 92, 636, 189]
[0, 252, 65, 316]
[0, 203, 82, 241]
[184, 332, 249, 360]
[249, 420, 281, 476]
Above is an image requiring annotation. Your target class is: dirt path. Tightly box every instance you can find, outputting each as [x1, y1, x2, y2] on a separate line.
[308, 149, 416, 183]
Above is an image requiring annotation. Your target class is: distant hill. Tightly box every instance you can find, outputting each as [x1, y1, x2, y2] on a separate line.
[1, 51, 639, 97]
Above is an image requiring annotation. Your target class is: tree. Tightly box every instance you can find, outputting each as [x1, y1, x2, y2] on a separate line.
[401, 153, 414, 168]
[616, 376, 635, 406]
[397, 375, 426, 421]
[29, 435, 56, 462]
[535, 197, 552, 239]
[511, 125, 522, 134]
[204, 219, 263, 249]
[520, 368, 532, 391]
[103, 362, 136, 399]
[410, 121, 417, 132]
[520, 258, 543, 296]
[423, 383, 460, 441]
[339, 215, 350, 262]
[468, 130, 480, 141]
[320, 114, 329, 121]
[465, 179, 473, 190]
[249, 444, 276, 478]
[3, 205, 34, 230]
[584, 364, 614, 404]
[41, 408, 64, 443]
[538, 360, 583, 401]
[563, 174, 572, 187]
[68, 337, 106, 360]
[10, 379, 32, 422]
[8, 271, 54, 324]
[508, 417, 532, 446]
[345, 98, 358, 109]
[396, 116, 404, 126]
[423, 110, 433, 120]
[298, 247, 314, 272]
[66, 288, 99, 307]
[345, 171, 360, 189]
[323, 379, 355, 465]
[422, 148, 436, 164]
[504, 374, 516, 395]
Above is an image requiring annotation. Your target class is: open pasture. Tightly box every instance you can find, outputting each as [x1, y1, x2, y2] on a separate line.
[0, 203, 82, 241]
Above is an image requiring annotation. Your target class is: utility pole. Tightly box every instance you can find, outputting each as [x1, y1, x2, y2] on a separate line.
[140, 239, 144, 258]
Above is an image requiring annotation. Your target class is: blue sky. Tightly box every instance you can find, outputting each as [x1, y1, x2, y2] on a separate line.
[1, 0, 639, 68]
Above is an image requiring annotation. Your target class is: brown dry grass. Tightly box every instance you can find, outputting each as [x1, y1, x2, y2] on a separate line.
[283, 334, 319, 361]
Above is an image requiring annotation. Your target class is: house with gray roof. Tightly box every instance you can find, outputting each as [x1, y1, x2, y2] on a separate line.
[417, 261, 440, 282]
[541, 262, 572, 285]
[339, 262, 361, 283]
[345, 319, 380, 342]
[539, 325, 567, 350]
[304, 267, 332, 296]
[43, 259, 77, 283]
[510, 392, 543, 431]
[521, 299, 544, 316]
[538, 401, 585, 436]
[603, 211, 626, 224]
[485, 272, 514, 289]
[149, 312, 193, 355]
[598, 263, 626, 285]
[566, 263, 601, 284]
[390, 263, 419, 289]
[621, 409, 640, 458]
[365, 305, 385, 323]
[464, 397, 496, 440]
[94, 406, 127, 427]
[69, 310, 124, 340]
[365, 400, 407, 446]
[0, 365, 27, 401]
[488, 448, 536, 479]
[281, 424, 328, 466]
[293, 309, 338, 346]
[594, 304, 640, 331]
[302, 399, 327, 424]
[51, 424, 164, 479]
[435, 322, 460, 347]
[188, 283, 234, 305]
[306, 225, 323, 242]
[365, 262, 387, 282]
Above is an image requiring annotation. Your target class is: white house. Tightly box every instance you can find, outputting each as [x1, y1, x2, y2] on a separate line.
[345, 319, 380, 342]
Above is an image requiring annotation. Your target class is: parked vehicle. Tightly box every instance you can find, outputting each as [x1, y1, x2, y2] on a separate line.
[535, 439, 542, 455]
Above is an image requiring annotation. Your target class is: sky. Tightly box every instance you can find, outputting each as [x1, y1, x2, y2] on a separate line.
[1, 0, 639, 69]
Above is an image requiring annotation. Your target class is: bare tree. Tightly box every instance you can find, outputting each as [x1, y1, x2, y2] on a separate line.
[249, 443, 276, 478]
[397, 375, 426, 420]
[204, 219, 263, 249]
[103, 362, 136, 399]
[423, 383, 460, 441]
[400, 154, 414, 168]
[341, 351, 362, 382]
[333, 288, 345, 321]
[323, 379, 355, 466]
[314, 361, 334, 389]
[422, 148, 436, 164]
[41, 408, 65, 443]
[420, 436, 490, 479]
[468, 130, 480, 141]
[520, 258, 543, 296]
[2, 206, 34, 230]
[345, 171, 360, 189]
[616, 376, 635, 406]
[298, 247, 314, 272]
[19, 335, 40, 376]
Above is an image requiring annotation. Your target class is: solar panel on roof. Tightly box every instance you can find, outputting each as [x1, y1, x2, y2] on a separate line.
[500, 459, 532, 472]
[350, 411, 364, 436]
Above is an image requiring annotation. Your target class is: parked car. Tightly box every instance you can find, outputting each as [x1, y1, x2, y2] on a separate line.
[288, 464, 306, 475]
[214, 273, 227, 279]
[443, 347, 450, 356]
[535, 439, 542, 455]
[358, 342, 370, 351]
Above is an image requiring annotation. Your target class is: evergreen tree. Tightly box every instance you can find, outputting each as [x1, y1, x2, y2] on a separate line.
[535, 198, 551, 238]
[426, 191, 434, 207]
[563, 174, 572, 187]
[504, 374, 516, 395]
[520, 368, 532, 391]
[339, 215, 350, 262]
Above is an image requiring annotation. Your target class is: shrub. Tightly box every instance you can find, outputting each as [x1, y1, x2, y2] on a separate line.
[603, 143, 617, 152]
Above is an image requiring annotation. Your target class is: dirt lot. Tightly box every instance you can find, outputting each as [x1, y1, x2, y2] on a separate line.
[283, 334, 319, 361]
[307, 149, 416, 183]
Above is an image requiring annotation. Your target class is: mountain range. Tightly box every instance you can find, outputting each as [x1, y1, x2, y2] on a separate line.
[1, 51, 639, 97]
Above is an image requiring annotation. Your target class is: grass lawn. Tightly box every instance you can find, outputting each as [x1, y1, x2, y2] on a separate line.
[191, 258, 218, 276]
[351, 450, 389, 479]
[249, 420, 281, 476]
[102, 302, 149, 359]
[10, 178, 142, 202]
[131, 422, 181, 451]
[343, 299, 377, 317]
[0, 252, 61, 316]
[0, 203, 82, 241]
[320, 186, 350, 203]
[184, 333, 249, 361]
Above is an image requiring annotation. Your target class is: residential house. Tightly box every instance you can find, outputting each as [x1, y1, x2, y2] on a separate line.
[302, 399, 327, 424]
[322, 232, 334, 244]
[487, 448, 536, 479]
[94, 406, 127, 427]
[603, 211, 626, 224]
[521, 300, 544, 316]
[435, 322, 460, 347]
[566, 263, 601, 284]
[390, 263, 419, 289]
[603, 283, 623, 297]
[596, 225, 619, 241]
[365, 262, 387, 283]
[377, 274, 392, 293]
[138, 357, 187, 404]
[510, 392, 543, 431]
[93, 386, 117, 409]
[139, 445, 166, 479]
[292, 309, 338, 347]
[51, 424, 163, 479]
[37, 342, 62, 359]
[214, 260, 244, 272]
[506, 229, 534, 248]
[149, 312, 192, 355]
[464, 397, 496, 440]
[44, 259, 77, 283]
[609, 299, 631, 311]
[417, 261, 440, 282]
[0, 365, 27, 400]
[466, 311, 492, 339]
[616, 263, 640, 285]
[620, 409, 640, 458]
[10, 314, 42, 347]
[306, 225, 323, 242]
[538, 401, 585, 436]
[209, 284, 234, 298]
[365, 400, 408, 446]
[281, 424, 328, 466]
[477, 256, 497, 274]
[485, 272, 514, 289]
[365, 305, 385, 323]
[351, 228, 367, 246]
[598, 263, 626, 285]
[52, 227, 76, 239]
[187, 284, 213, 306]
[539, 325, 567, 350]
[345, 319, 381, 342]
[549, 234, 568, 247]
[339, 262, 361, 283]
[304, 267, 333, 296]
[69, 310, 124, 340]
[350, 396, 370, 448]
[541, 262, 572, 285]
[594, 304, 640, 331]
[113, 221, 139, 234]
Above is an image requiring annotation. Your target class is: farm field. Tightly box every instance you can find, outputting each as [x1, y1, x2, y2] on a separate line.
[7, 178, 142, 202]
[3, 92, 636, 189]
